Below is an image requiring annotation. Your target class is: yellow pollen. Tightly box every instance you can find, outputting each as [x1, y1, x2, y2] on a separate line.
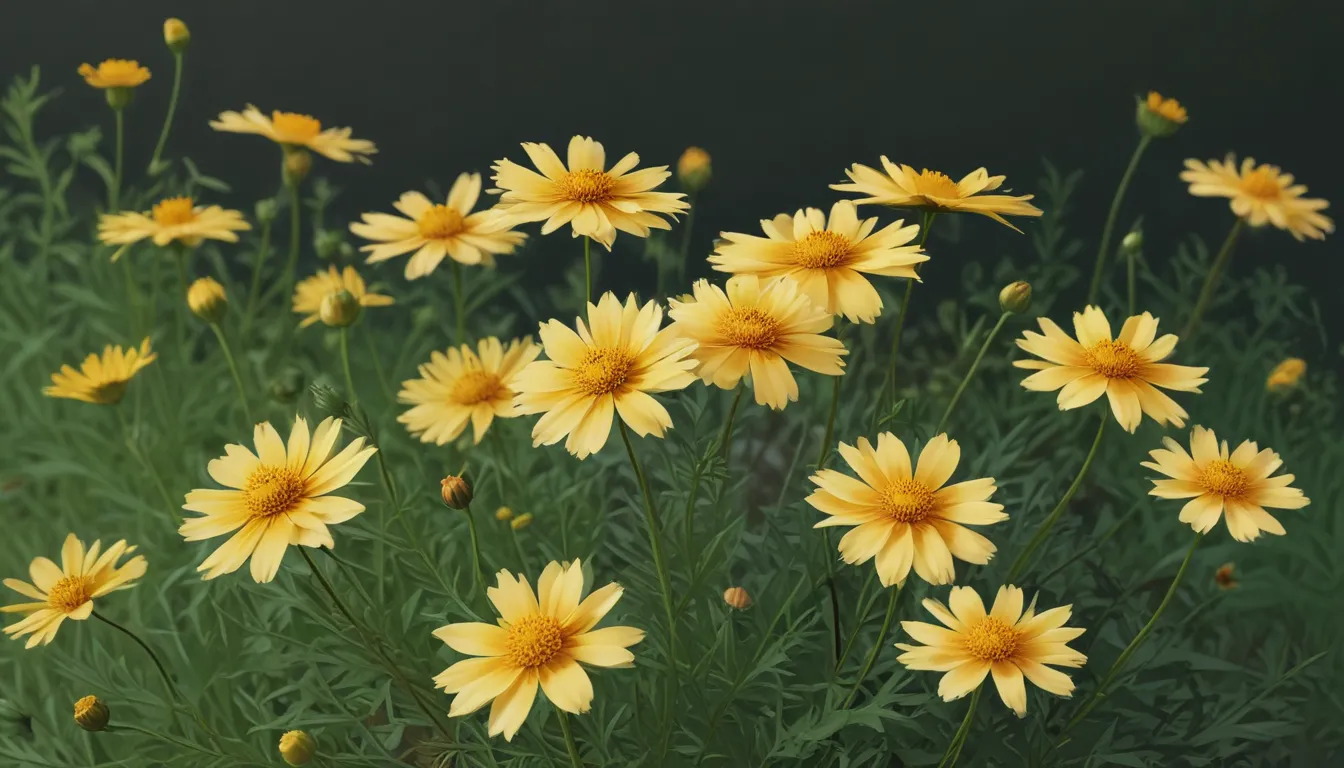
[1198, 459, 1250, 499]
[717, 307, 782, 350]
[152, 197, 197, 226]
[47, 575, 94, 613]
[505, 614, 564, 668]
[243, 465, 306, 519]
[879, 478, 936, 523]
[1084, 340, 1142, 379]
[963, 617, 1021, 662]
[572, 347, 636, 397]
[560, 169, 616, 203]
[791, 231, 852, 269]
[1239, 167, 1283, 201]
[450, 370, 505, 405]
[271, 112, 322, 143]
[914, 169, 963, 200]
[417, 205, 466, 240]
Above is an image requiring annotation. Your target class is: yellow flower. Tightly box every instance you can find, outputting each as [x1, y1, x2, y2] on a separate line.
[279, 730, 316, 766]
[99, 197, 250, 257]
[722, 586, 751, 610]
[514, 293, 698, 459]
[77, 59, 150, 89]
[210, 105, 377, 164]
[399, 337, 541, 445]
[3, 534, 146, 649]
[187, 277, 228, 323]
[1181, 154, 1333, 241]
[488, 135, 689, 250]
[807, 433, 1004, 586]
[179, 416, 377, 583]
[896, 585, 1087, 717]
[1142, 425, 1309, 542]
[350, 173, 527, 280]
[163, 19, 191, 52]
[677, 147, 712, 191]
[432, 560, 644, 741]
[1266, 357, 1306, 393]
[708, 201, 926, 323]
[667, 275, 847, 409]
[43, 338, 156, 405]
[73, 695, 110, 731]
[292, 266, 394, 328]
[831, 159, 1043, 232]
[1013, 306, 1207, 432]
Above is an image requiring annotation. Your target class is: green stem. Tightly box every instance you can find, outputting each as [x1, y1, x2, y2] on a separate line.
[339, 328, 356, 403]
[617, 422, 678, 683]
[936, 687, 983, 768]
[146, 52, 184, 173]
[1181, 218, 1245, 339]
[174, 248, 190, 353]
[674, 195, 697, 289]
[281, 181, 303, 300]
[460, 505, 489, 604]
[147, 254, 162, 333]
[1127, 247, 1138, 315]
[241, 218, 273, 341]
[121, 256, 141, 336]
[815, 375, 842, 470]
[93, 611, 177, 703]
[1006, 410, 1107, 581]
[882, 212, 936, 407]
[582, 236, 593, 306]
[452, 260, 466, 344]
[115, 406, 177, 522]
[209, 324, 253, 424]
[841, 583, 901, 707]
[719, 384, 745, 471]
[556, 711, 584, 768]
[511, 527, 531, 573]
[935, 312, 1009, 434]
[834, 571, 878, 673]
[111, 724, 225, 761]
[110, 107, 124, 212]
[1087, 135, 1151, 305]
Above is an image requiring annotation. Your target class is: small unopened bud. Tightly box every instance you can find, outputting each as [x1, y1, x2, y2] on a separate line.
[105, 88, 133, 111]
[1214, 562, 1238, 590]
[1266, 358, 1306, 393]
[163, 18, 191, 53]
[677, 147, 712, 192]
[440, 476, 473, 510]
[279, 730, 317, 766]
[494, 506, 514, 522]
[319, 290, 361, 328]
[1136, 91, 1187, 138]
[255, 198, 279, 224]
[1121, 230, 1143, 252]
[309, 383, 349, 419]
[315, 229, 351, 261]
[270, 367, 305, 404]
[187, 277, 227, 323]
[283, 148, 312, 187]
[722, 586, 752, 610]
[0, 699, 32, 738]
[73, 696, 109, 732]
[510, 513, 533, 531]
[998, 281, 1032, 314]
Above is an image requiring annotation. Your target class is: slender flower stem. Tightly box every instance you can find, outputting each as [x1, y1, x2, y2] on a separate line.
[452, 260, 467, 344]
[882, 212, 936, 408]
[582, 236, 593, 306]
[209, 324, 253, 424]
[816, 376, 842, 470]
[241, 218, 273, 341]
[617, 422, 678, 681]
[935, 312, 1009, 434]
[835, 571, 878, 672]
[339, 328, 356, 402]
[841, 583, 902, 707]
[110, 107, 124, 212]
[1087, 135, 1151, 305]
[174, 249, 190, 353]
[460, 505, 489, 604]
[1006, 411, 1108, 581]
[674, 194, 697, 290]
[719, 385, 746, 470]
[93, 611, 177, 703]
[147, 52, 184, 173]
[122, 256, 142, 336]
[281, 181, 303, 300]
[1127, 247, 1138, 315]
[556, 711, 584, 768]
[936, 687, 983, 768]
[1181, 217, 1245, 339]
[110, 724, 225, 761]
[115, 406, 177, 522]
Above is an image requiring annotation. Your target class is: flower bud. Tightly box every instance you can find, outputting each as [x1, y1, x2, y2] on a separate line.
[315, 229, 352, 261]
[319, 290, 361, 328]
[270, 367, 305, 404]
[163, 18, 191, 53]
[255, 198, 279, 224]
[494, 506, 514, 522]
[279, 730, 317, 766]
[1121, 230, 1143, 252]
[1136, 91, 1187, 138]
[677, 147, 712, 192]
[722, 586, 752, 610]
[105, 88, 134, 111]
[73, 696, 109, 732]
[998, 281, 1032, 314]
[283, 148, 312, 187]
[187, 277, 227, 324]
[510, 513, 533, 531]
[1266, 358, 1306, 393]
[440, 475, 473, 510]
[1214, 562, 1237, 590]
[309, 383, 349, 420]
[0, 699, 32, 738]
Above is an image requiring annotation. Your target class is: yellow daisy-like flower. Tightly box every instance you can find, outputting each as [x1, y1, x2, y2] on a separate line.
[1013, 306, 1208, 433]
[1266, 357, 1306, 393]
[896, 585, 1087, 717]
[513, 292, 698, 460]
[1180, 155, 1333, 241]
[3, 534, 146, 649]
[807, 433, 1004, 586]
[831, 158, 1043, 232]
[708, 201, 927, 323]
[292, 265, 395, 328]
[1142, 425, 1309, 542]
[399, 337, 542, 445]
[350, 173, 528, 279]
[77, 59, 150, 89]
[1143, 91, 1188, 124]
[667, 275, 847, 409]
[488, 135, 689, 250]
[210, 105, 377, 164]
[99, 197, 251, 257]
[43, 338, 156, 405]
[179, 416, 377, 583]
[432, 560, 644, 741]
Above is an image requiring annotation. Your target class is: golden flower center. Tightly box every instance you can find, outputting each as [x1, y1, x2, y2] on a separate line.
[560, 169, 616, 203]
[791, 231, 853, 269]
[271, 112, 322, 143]
[505, 614, 564, 668]
[152, 197, 197, 226]
[879, 478, 936, 523]
[1239, 167, 1283, 201]
[572, 347, 636, 396]
[717, 307, 782, 350]
[1084, 340, 1141, 379]
[47, 575, 94, 613]
[450, 370, 505, 405]
[963, 617, 1022, 662]
[914, 170, 963, 200]
[243, 465, 306, 519]
[418, 205, 466, 240]
[1198, 459, 1249, 499]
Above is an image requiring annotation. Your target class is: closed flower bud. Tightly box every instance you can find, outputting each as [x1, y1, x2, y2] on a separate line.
[440, 475, 473, 510]
[998, 280, 1032, 314]
[283, 148, 312, 187]
[319, 290, 361, 328]
[677, 147, 712, 192]
[163, 18, 191, 53]
[722, 586, 752, 610]
[1214, 562, 1238, 590]
[1136, 91, 1187, 138]
[0, 699, 32, 738]
[510, 512, 533, 531]
[309, 383, 349, 419]
[187, 277, 227, 323]
[279, 730, 317, 766]
[255, 198, 279, 224]
[1121, 230, 1143, 252]
[1266, 358, 1306, 393]
[494, 506, 514, 522]
[73, 696, 109, 732]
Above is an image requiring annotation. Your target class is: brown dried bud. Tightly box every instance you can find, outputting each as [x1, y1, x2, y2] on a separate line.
[440, 475, 473, 510]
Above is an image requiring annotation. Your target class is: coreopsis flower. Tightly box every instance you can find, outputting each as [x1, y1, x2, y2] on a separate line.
[77, 59, 150, 89]
[350, 173, 528, 279]
[179, 416, 376, 583]
[187, 277, 228, 323]
[677, 147, 712, 191]
[73, 695, 110, 732]
[1013, 306, 1207, 432]
[708, 201, 926, 323]
[667, 275, 847, 409]
[292, 266, 394, 328]
[99, 197, 250, 258]
[3, 534, 146, 649]
[279, 730, 317, 766]
[488, 135, 689, 250]
[210, 105, 377, 163]
[1142, 425, 1309, 542]
[1266, 357, 1306, 393]
[43, 339, 155, 405]
[163, 19, 191, 53]
[440, 476, 473, 510]
[831, 159, 1043, 232]
[1136, 91, 1188, 137]
[432, 560, 644, 741]
[399, 337, 541, 445]
[896, 585, 1087, 717]
[1181, 155, 1333, 241]
[807, 433, 1005, 586]
[513, 292, 698, 459]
